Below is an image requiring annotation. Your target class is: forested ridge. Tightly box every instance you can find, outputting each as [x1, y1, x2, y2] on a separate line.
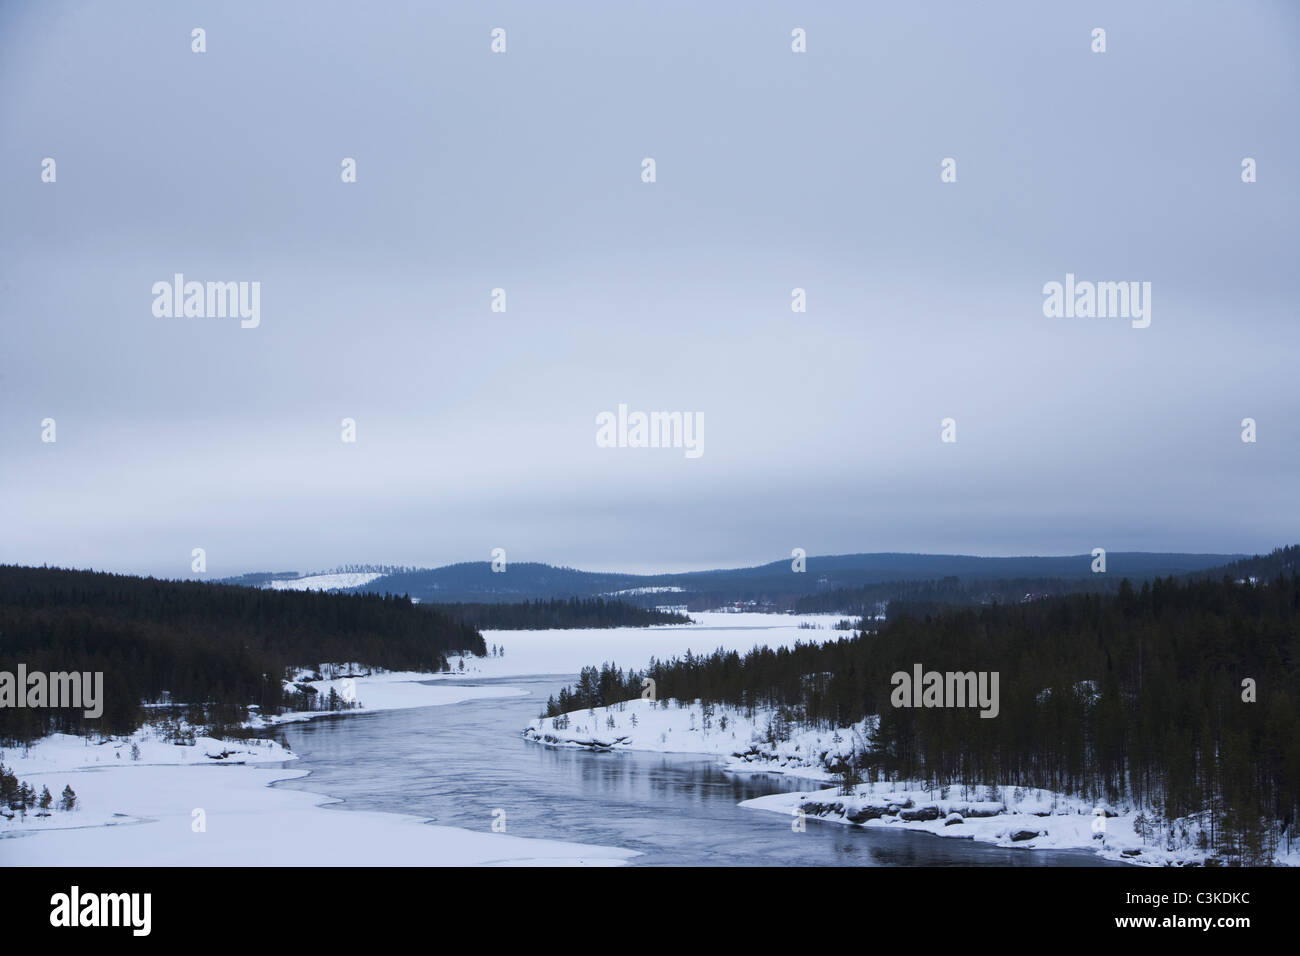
[794, 575, 1117, 616]
[297, 551, 1237, 607]
[0, 565, 484, 742]
[1192, 545, 1299, 584]
[426, 597, 690, 630]
[548, 574, 1300, 862]
[796, 546, 1298, 617]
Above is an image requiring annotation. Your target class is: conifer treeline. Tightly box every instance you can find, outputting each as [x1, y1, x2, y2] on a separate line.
[0, 565, 484, 742]
[548, 575, 1300, 861]
[427, 597, 690, 630]
[793, 575, 1118, 615]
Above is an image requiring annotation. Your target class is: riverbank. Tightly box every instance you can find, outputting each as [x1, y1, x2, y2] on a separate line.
[742, 783, 1158, 865]
[523, 696, 1299, 866]
[1, 671, 634, 866]
[258, 666, 530, 727]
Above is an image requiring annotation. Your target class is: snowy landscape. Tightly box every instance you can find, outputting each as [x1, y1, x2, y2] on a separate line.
[9, 601, 1290, 868]
[2, 2, 1295, 909]
[2, 614, 845, 865]
[4, 548, 1297, 874]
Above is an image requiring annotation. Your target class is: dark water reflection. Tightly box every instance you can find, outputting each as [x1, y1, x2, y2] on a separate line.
[274, 675, 1117, 866]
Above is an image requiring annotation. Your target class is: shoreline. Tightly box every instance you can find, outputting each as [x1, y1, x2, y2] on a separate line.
[1, 671, 635, 867]
[523, 696, 1299, 867]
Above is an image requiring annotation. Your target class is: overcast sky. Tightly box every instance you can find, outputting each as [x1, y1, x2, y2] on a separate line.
[1, 1, 1296, 578]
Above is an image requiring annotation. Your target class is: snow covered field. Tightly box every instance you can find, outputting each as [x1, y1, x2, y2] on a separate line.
[1, 671, 631, 866]
[441, 611, 852, 680]
[263, 571, 385, 592]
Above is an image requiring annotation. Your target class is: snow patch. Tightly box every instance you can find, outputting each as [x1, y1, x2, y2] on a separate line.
[264, 572, 385, 592]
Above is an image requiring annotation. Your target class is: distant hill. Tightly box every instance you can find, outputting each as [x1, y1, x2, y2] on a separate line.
[236, 550, 1247, 611]
[1189, 545, 1300, 583]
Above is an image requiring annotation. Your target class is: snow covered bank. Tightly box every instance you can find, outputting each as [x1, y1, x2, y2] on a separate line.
[3, 672, 633, 866]
[1, 756, 635, 866]
[744, 782, 1300, 867]
[742, 783, 1163, 864]
[1, 729, 293, 836]
[257, 667, 527, 726]
[524, 697, 1299, 866]
[523, 696, 856, 777]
